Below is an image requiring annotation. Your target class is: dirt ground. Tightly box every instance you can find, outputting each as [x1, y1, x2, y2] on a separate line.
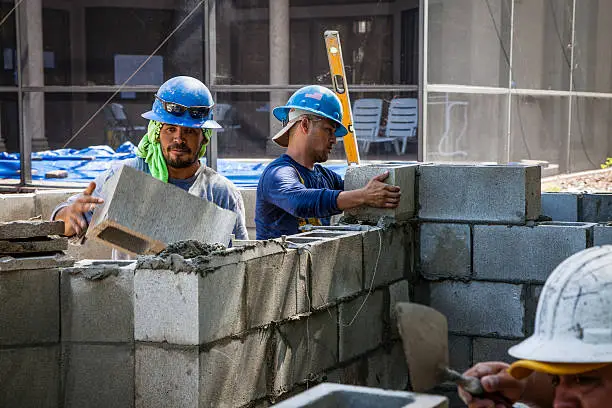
[542, 168, 612, 193]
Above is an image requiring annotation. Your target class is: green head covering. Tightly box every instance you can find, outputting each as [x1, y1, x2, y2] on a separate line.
[136, 120, 210, 182]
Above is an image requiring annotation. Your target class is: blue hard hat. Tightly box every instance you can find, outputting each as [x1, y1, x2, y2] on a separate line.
[142, 76, 221, 129]
[272, 85, 348, 137]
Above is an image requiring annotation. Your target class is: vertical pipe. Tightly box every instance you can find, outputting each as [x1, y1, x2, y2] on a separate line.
[418, 0, 427, 162]
[205, 0, 218, 170]
[506, 0, 515, 164]
[566, 0, 577, 173]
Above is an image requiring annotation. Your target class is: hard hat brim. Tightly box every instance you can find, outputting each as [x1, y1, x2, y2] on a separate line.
[508, 335, 612, 367]
[508, 360, 611, 380]
[271, 119, 297, 148]
[272, 105, 348, 137]
[142, 110, 222, 129]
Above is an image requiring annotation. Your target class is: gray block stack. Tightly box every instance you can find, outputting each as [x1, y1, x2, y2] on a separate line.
[87, 165, 237, 255]
[0, 220, 74, 408]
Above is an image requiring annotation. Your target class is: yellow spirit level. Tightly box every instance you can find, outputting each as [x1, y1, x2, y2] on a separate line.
[324, 30, 360, 166]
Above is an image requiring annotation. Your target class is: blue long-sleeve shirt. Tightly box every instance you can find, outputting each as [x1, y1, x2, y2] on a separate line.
[255, 154, 344, 240]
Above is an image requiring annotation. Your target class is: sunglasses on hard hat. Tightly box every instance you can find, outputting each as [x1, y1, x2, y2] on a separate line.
[155, 95, 212, 119]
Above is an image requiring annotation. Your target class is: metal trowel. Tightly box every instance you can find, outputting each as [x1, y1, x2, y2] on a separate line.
[396, 302, 513, 406]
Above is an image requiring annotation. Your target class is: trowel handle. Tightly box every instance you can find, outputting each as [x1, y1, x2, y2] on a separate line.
[446, 368, 514, 408]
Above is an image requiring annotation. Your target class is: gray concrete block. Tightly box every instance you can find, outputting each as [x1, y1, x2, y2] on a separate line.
[34, 189, 75, 220]
[309, 233, 363, 308]
[580, 193, 612, 222]
[344, 164, 417, 223]
[430, 281, 525, 338]
[0, 269, 59, 345]
[245, 250, 306, 327]
[0, 253, 74, 272]
[200, 330, 271, 407]
[0, 193, 36, 222]
[136, 344, 199, 408]
[134, 263, 246, 345]
[61, 262, 135, 342]
[87, 165, 237, 255]
[0, 345, 59, 408]
[273, 383, 448, 408]
[324, 358, 367, 386]
[448, 335, 471, 374]
[541, 192, 579, 221]
[473, 222, 594, 283]
[240, 188, 257, 228]
[0, 220, 64, 240]
[420, 223, 471, 280]
[339, 290, 385, 362]
[366, 342, 409, 390]
[389, 280, 411, 339]
[274, 309, 338, 394]
[363, 225, 413, 288]
[594, 224, 612, 246]
[472, 338, 520, 365]
[62, 344, 134, 408]
[65, 239, 113, 261]
[524, 285, 544, 337]
[0, 236, 68, 255]
[418, 164, 541, 224]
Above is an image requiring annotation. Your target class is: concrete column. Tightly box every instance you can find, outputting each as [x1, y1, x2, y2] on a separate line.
[19, 0, 49, 151]
[266, 0, 290, 156]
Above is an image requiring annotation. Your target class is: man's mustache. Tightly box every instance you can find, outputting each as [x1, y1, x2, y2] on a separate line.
[167, 143, 192, 153]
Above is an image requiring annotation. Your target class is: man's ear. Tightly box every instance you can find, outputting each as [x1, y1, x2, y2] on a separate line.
[299, 117, 310, 133]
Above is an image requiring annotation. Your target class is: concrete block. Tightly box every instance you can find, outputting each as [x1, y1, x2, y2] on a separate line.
[344, 164, 417, 223]
[240, 188, 257, 228]
[325, 358, 367, 386]
[309, 233, 363, 308]
[245, 249, 306, 327]
[389, 280, 411, 339]
[0, 345, 59, 408]
[524, 285, 544, 336]
[448, 335, 472, 374]
[472, 338, 520, 365]
[541, 192, 579, 221]
[0, 253, 74, 272]
[339, 290, 385, 362]
[134, 263, 246, 345]
[61, 261, 135, 342]
[580, 193, 612, 222]
[65, 239, 113, 261]
[0, 193, 36, 222]
[0, 220, 64, 240]
[473, 222, 594, 283]
[273, 383, 448, 408]
[418, 164, 541, 224]
[420, 223, 471, 280]
[200, 330, 271, 407]
[87, 165, 237, 255]
[0, 269, 59, 345]
[362, 224, 413, 288]
[274, 310, 338, 394]
[430, 281, 525, 338]
[0, 236, 68, 255]
[61, 344, 134, 408]
[34, 189, 75, 220]
[594, 224, 612, 246]
[366, 342, 410, 390]
[136, 344, 199, 408]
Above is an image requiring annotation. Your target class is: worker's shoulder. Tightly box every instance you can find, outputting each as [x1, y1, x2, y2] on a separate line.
[199, 166, 239, 193]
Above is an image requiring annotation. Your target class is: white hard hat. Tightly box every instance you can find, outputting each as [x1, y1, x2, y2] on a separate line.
[509, 245, 612, 367]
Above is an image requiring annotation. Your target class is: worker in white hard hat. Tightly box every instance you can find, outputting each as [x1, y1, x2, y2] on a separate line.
[458, 245, 612, 408]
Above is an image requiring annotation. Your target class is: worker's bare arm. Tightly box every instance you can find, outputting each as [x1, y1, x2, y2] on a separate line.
[336, 171, 401, 211]
[458, 362, 553, 408]
[54, 182, 104, 236]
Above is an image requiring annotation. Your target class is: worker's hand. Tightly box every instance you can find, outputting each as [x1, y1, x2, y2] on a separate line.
[458, 362, 526, 408]
[361, 171, 401, 208]
[55, 182, 104, 237]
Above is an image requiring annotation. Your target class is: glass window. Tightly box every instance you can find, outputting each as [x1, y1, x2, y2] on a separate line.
[428, 0, 511, 87]
[570, 97, 612, 172]
[426, 92, 508, 163]
[573, 2, 612, 93]
[0, 3, 17, 87]
[512, 0, 572, 91]
[509, 94, 568, 170]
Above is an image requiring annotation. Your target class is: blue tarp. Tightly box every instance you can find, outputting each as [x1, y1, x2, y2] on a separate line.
[0, 142, 349, 188]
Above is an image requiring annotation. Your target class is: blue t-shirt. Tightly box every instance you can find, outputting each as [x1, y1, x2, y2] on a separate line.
[255, 154, 344, 240]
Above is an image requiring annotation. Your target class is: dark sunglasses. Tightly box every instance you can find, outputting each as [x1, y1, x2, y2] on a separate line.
[155, 95, 212, 119]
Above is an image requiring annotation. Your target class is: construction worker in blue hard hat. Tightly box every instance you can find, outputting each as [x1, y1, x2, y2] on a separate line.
[458, 245, 612, 408]
[255, 85, 401, 240]
[52, 76, 248, 258]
